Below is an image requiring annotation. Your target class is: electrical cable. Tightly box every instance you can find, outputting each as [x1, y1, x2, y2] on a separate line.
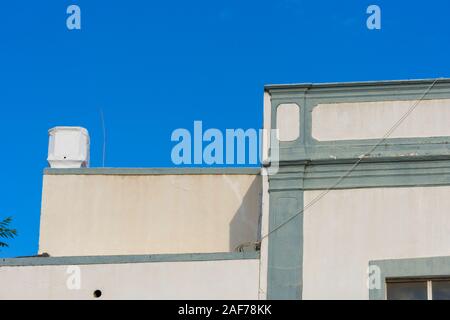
[236, 78, 442, 252]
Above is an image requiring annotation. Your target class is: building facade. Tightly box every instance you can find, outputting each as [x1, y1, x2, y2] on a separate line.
[261, 78, 450, 300]
[2, 79, 450, 299]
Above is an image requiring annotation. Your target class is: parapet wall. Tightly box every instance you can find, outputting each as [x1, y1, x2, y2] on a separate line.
[39, 168, 261, 257]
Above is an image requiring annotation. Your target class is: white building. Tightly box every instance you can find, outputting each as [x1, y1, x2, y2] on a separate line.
[2, 79, 450, 300]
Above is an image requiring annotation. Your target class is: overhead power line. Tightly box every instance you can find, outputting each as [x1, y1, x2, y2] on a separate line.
[257, 77, 442, 244]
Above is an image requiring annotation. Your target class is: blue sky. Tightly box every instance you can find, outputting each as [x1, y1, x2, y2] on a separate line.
[0, 0, 449, 257]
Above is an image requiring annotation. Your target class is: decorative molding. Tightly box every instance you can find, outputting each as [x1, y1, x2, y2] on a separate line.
[265, 78, 450, 100]
[269, 159, 450, 191]
[267, 79, 450, 163]
[265, 79, 450, 300]
[369, 256, 450, 300]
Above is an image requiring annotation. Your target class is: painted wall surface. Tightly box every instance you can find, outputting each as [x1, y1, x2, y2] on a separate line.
[258, 91, 272, 299]
[39, 174, 261, 256]
[258, 170, 270, 300]
[0, 259, 260, 300]
[303, 186, 450, 300]
[311, 99, 450, 141]
[276, 103, 300, 142]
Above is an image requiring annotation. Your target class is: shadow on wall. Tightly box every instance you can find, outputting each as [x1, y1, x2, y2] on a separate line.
[229, 176, 262, 252]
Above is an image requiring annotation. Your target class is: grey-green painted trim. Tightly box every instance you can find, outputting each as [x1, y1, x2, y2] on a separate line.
[265, 79, 450, 300]
[269, 159, 450, 191]
[276, 140, 450, 164]
[267, 79, 450, 163]
[369, 256, 450, 300]
[266, 79, 450, 100]
[267, 190, 303, 300]
[44, 167, 261, 176]
[265, 158, 450, 299]
[0, 251, 260, 267]
[265, 78, 450, 91]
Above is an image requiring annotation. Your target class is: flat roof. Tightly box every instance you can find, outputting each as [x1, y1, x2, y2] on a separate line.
[264, 77, 450, 91]
[44, 167, 261, 176]
[0, 251, 260, 267]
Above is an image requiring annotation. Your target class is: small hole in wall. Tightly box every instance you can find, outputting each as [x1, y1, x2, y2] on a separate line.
[93, 290, 102, 298]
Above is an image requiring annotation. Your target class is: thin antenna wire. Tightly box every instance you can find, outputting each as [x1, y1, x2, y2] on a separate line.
[257, 78, 442, 244]
[99, 108, 107, 167]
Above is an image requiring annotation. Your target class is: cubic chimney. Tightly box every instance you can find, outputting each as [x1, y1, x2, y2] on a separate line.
[47, 127, 90, 168]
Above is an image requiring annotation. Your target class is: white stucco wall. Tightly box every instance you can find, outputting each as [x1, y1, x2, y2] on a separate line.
[258, 171, 270, 300]
[302, 186, 450, 299]
[39, 174, 261, 256]
[0, 259, 260, 300]
[258, 91, 272, 300]
[311, 99, 450, 141]
[276, 103, 300, 142]
[262, 91, 272, 165]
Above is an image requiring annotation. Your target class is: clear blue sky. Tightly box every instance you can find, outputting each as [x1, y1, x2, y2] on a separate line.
[0, 0, 449, 257]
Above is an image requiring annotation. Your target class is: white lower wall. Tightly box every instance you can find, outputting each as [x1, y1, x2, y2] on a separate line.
[0, 259, 260, 300]
[303, 186, 450, 300]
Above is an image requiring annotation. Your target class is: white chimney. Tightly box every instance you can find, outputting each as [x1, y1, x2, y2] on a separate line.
[47, 127, 90, 168]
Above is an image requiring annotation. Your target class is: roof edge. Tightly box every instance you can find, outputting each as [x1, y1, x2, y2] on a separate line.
[0, 251, 260, 267]
[264, 77, 450, 91]
[44, 167, 262, 176]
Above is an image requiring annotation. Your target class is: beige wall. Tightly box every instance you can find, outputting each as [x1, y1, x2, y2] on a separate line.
[303, 186, 450, 299]
[311, 99, 450, 141]
[0, 259, 260, 300]
[39, 174, 261, 256]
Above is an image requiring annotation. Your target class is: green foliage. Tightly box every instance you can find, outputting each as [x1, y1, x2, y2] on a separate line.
[0, 217, 17, 249]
